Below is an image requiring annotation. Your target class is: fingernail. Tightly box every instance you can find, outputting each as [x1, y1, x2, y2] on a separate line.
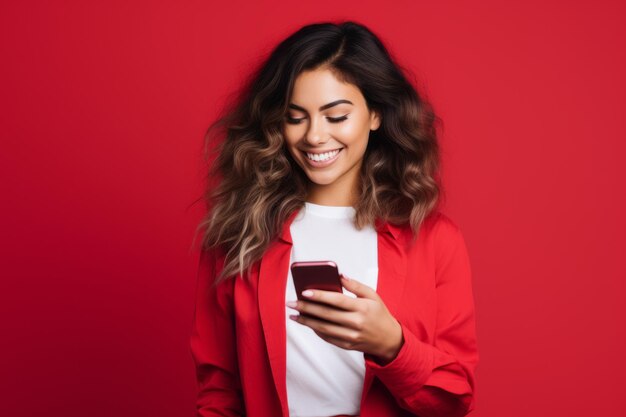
[302, 290, 314, 297]
[286, 301, 297, 308]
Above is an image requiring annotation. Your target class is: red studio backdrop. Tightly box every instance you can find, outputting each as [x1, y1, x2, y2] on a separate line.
[1, 1, 625, 416]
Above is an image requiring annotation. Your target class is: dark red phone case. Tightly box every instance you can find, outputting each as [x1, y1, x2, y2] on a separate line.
[290, 261, 342, 302]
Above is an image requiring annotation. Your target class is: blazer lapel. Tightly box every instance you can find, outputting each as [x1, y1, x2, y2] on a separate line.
[359, 219, 408, 408]
[258, 209, 300, 417]
[258, 210, 407, 417]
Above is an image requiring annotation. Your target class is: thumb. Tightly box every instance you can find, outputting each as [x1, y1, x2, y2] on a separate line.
[340, 274, 377, 299]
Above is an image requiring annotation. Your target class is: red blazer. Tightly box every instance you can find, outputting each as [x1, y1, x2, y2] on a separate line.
[190, 210, 479, 417]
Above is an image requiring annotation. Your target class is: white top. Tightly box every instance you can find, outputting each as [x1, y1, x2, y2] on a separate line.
[285, 202, 379, 417]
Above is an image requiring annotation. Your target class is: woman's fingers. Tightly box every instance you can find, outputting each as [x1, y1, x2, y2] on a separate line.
[289, 308, 361, 343]
[299, 288, 361, 311]
[288, 299, 362, 329]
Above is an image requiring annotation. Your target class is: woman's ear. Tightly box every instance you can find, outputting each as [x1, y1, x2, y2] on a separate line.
[370, 110, 381, 131]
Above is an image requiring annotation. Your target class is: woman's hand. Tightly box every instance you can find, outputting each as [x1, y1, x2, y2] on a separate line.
[286, 274, 404, 365]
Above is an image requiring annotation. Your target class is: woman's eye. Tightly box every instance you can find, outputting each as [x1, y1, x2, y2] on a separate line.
[285, 115, 348, 125]
[327, 116, 348, 123]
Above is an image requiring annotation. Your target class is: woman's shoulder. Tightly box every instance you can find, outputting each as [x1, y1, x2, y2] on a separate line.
[402, 210, 463, 241]
[428, 210, 462, 233]
[391, 211, 466, 255]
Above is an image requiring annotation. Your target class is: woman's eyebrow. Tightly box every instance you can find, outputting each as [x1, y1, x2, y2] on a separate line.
[288, 99, 354, 112]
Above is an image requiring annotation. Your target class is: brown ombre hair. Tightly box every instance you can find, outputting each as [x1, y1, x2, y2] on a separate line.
[195, 21, 445, 286]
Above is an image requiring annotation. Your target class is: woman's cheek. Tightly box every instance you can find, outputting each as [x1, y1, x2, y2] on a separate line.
[337, 120, 363, 139]
[283, 126, 302, 146]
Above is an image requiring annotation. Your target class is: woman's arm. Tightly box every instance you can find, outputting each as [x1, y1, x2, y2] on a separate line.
[364, 219, 479, 416]
[190, 248, 246, 417]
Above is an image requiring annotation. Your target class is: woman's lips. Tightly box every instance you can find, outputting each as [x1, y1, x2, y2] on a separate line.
[302, 148, 343, 168]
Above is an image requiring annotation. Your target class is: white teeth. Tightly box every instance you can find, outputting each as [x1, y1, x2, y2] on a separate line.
[305, 149, 341, 162]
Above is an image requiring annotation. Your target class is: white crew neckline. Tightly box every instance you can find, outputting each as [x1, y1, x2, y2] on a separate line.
[304, 201, 356, 219]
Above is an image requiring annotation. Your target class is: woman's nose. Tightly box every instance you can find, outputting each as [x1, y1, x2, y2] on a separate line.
[305, 117, 328, 146]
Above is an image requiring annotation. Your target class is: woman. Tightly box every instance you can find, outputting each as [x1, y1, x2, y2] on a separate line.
[190, 21, 479, 417]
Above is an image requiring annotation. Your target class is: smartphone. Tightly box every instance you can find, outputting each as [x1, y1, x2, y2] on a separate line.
[290, 261, 343, 303]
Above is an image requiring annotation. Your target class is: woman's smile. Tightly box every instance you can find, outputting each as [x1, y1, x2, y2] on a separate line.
[302, 148, 343, 167]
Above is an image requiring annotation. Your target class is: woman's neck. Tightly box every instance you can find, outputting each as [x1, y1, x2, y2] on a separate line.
[305, 174, 359, 207]
[305, 188, 357, 207]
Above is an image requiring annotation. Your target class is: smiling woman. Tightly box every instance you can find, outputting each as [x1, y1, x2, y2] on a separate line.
[282, 68, 381, 206]
[191, 20, 478, 417]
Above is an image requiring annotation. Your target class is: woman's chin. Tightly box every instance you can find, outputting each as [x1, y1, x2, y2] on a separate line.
[304, 172, 339, 186]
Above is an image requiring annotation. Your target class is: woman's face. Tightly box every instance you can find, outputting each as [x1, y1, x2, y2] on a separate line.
[282, 67, 380, 206]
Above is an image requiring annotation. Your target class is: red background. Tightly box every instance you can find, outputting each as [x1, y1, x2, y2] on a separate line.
[2, 1, 625, 416]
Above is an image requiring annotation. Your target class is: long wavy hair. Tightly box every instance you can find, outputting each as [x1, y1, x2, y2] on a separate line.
[195, 20, 445, 286]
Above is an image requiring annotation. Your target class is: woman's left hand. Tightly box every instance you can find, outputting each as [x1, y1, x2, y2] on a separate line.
[286, 274, 404, 365]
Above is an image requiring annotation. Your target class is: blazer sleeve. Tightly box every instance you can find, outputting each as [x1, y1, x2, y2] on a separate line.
[364, 218, 479, 416]
[189, 248, 246, 416]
